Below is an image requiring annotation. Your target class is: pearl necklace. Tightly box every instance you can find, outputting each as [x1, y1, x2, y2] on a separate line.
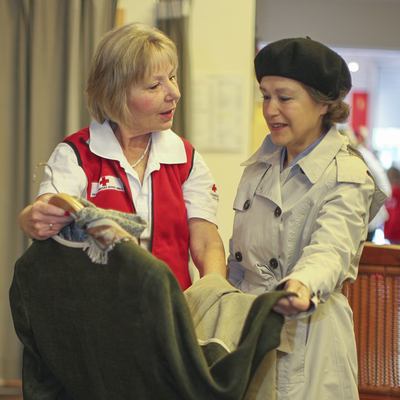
[131, 135, 152, 168]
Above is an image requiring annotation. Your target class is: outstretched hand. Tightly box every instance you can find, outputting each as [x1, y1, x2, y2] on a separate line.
[273, 279, 311, 316]
[19, 194, 74, 240]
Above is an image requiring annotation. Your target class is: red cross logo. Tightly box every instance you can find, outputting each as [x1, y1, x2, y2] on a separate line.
[100, 177, 109, 187]
[212, 184, 217, 193]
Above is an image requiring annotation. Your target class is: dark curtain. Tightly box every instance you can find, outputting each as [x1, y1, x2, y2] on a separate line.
[156, 0, 191, 139]
[0, 0, 118, 380]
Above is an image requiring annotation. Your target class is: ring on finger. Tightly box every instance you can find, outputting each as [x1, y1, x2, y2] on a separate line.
[50, 223, 53, 230]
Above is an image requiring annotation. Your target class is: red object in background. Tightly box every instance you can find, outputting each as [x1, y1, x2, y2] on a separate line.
[350, 92, 369, 133]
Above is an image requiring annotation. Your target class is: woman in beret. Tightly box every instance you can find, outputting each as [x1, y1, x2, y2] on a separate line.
[228, 37, 387, 399]
[19, 23, 226, 290]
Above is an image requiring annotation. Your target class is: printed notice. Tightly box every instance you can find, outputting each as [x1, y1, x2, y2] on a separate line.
[190, 74, 244, 152]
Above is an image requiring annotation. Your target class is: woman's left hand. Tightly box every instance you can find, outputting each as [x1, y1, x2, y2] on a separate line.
[273, 279, 311, 316]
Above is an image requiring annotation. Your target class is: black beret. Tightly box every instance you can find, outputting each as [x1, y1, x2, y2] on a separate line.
[254, 37, 352, 99]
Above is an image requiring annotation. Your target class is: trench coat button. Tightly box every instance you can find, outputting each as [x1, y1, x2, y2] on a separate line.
[243, 199, 251, 210]
[235, 252, 243, 262]
[274, 206, 282, 217]
[269, 258, 278, 269]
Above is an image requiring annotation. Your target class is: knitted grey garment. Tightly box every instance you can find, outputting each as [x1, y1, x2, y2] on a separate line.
[56, 198, 148, 264]
[74, 197, 148, 238]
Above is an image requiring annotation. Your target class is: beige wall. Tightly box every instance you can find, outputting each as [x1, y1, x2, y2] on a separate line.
[120, 0, 257, 256]
[116, 0, 155, 27]
[190, 0, 256, 255]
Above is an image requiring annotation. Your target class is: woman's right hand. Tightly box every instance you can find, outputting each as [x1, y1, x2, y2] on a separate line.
[18, 194, 74, 240]
[273, 279, 311, 316]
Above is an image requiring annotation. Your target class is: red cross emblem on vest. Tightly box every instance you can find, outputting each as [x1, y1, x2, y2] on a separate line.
[100, 177, 110, 187]
[212, 184, 217, 193]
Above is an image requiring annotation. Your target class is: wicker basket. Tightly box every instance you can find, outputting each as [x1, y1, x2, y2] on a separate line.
[343, 242, 400, 398]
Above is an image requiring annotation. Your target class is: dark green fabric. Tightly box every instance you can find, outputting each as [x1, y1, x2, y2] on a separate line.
[10, 239, 289, 399]
[201, 342, 229, 367]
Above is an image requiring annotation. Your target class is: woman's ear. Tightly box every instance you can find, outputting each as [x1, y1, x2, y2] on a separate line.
[320, 103, 329, 116]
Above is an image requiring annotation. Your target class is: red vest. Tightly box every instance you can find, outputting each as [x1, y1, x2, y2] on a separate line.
[63, 127, 194, 290]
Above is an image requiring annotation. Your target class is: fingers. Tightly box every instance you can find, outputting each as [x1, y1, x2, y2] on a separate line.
[29, 201, 74, 240]
[29, 219, 71, 240]
[34, 199, 72, 217]
[273, 279, 311, 316]
[273, 294, 310, 316]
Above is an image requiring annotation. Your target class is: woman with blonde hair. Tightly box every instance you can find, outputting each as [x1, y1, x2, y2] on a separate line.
[19, 23, 226, 289]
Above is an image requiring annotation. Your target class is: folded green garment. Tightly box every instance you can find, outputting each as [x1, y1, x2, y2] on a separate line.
[10, 238, 290, 400]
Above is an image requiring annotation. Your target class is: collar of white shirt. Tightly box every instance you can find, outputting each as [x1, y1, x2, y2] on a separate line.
[88, 120, 188, 166]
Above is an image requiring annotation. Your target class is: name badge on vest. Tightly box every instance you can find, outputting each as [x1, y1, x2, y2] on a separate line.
[91, 176, 124, 197]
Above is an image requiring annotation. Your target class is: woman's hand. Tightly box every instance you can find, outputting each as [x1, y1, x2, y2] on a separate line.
[273, 279, 311, 316]
[19, 194, 74, 240]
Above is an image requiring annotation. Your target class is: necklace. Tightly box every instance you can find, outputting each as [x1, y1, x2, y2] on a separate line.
[131, 135, 151, 168]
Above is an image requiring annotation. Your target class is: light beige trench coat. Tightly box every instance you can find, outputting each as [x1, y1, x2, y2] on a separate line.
[228, 128, 388, 400]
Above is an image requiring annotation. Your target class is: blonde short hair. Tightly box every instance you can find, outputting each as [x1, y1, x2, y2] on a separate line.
[86, 23, 178, 128]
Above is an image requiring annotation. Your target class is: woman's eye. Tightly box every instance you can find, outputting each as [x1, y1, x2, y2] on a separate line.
[262, 95, 270, 100]
[149, 83, 159, 90]
[280, 97, 291, 101]
[170, 75, 176, 81]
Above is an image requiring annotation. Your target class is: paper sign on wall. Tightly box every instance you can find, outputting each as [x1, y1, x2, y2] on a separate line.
[190, 74, 244, 153]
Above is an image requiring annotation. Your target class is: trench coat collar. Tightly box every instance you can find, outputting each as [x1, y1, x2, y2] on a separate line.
[240, 135, 282, 167]
[297, 128, 346, 184]
[241, 128, 346, 184]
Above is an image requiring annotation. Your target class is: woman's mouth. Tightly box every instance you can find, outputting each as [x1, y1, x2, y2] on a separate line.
[160, 108, 175, 118]
[270, 123, 288, 131]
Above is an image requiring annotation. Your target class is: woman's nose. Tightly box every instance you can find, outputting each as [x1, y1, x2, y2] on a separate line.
[166, 81, 181, 102]
[263, 99, 279, 118]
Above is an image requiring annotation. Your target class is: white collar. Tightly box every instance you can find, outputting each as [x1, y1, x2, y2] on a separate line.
[88, 120, 187, 165]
